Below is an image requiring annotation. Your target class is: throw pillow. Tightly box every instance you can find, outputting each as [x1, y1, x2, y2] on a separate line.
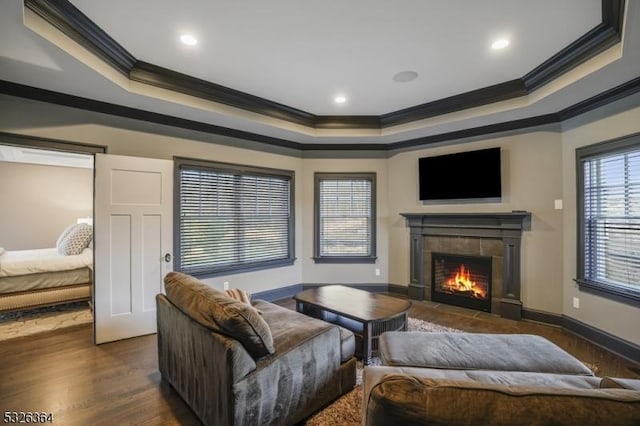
[164, 272, 275, 358]
[58, 223, 93, 256]
[225, 288, 251, 305]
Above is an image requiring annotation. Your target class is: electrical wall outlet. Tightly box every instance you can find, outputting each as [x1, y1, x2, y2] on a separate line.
[572, 297, 580, 309]
[554, 199, 563, 210]
[375, 268, 381, 276]
[223, 281, 230, 291]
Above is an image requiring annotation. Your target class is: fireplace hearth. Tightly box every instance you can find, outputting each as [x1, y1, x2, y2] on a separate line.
[431, 252, 492, 312]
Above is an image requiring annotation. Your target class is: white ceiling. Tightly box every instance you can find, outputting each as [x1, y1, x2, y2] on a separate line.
[69, 0, 601, 115]
[0, 0, 639, 145]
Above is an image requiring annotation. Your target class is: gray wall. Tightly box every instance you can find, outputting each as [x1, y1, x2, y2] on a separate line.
[560, 95, 640, 345]
[0, 97, 306, 294]
[0, 93, 638, 346]
[387, 131, 565, 314]
[0, 160, 93, 250]
[301, 158, 389, 284]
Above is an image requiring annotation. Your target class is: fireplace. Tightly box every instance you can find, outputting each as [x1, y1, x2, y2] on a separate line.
[431, 252, 492, 312]
[401, 212, 531, 320]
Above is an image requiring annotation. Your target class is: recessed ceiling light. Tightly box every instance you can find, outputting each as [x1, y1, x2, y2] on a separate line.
[393, 70, 419, 83]
[334, 95, 347, 104]
[180, 34, 198, 46]
[491, 39, 510, 50]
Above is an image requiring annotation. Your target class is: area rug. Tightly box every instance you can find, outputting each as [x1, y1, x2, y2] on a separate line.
[0, 301, 92, 342]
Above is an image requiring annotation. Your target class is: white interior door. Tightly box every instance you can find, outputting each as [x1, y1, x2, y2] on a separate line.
[94, 153, 173, 344]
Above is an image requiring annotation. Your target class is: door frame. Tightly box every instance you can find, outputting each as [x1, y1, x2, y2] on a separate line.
[0, 131, 106, 343]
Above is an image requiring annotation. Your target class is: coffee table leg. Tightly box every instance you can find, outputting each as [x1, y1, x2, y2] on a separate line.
[363, 321, 372, 365]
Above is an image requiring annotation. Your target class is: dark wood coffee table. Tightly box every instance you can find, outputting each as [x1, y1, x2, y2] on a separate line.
[293, 285, 411, 364]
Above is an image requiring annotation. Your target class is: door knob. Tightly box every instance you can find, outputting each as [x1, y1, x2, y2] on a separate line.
[164, 253, 172, 263]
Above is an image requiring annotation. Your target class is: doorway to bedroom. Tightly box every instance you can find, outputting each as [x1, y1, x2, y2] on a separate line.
[0, 142, 95, 341]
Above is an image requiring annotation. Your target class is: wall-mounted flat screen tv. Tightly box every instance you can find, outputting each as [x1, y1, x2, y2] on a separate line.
[418, 147, 502, 201]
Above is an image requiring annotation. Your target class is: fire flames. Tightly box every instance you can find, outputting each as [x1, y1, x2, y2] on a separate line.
[442, 264, 487, 299]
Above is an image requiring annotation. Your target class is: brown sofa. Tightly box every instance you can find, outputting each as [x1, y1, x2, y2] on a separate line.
[363, 332, 640, 425]
[156, 272, 356, 426]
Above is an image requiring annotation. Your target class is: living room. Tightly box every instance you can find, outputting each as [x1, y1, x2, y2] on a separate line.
[2, 88, 639, 351]
[0, 0, 639, 424]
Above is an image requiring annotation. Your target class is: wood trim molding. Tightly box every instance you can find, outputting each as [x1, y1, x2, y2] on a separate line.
[251, 283, 392, 302]
[522, 308, 640, 365]
[25, 0, 136, 76]
[389, 114, 560, 151]
[558, 75, 640, 120]
[380, 79, 527, 128]
[130, 61, 317, 128]
[2, 76, 640, 155]
[0, 79, 305, 151]
[522, 0, 625, 91]
[0, 131, 107, 154]
[248, 284, 303, 302]
[23, 0, 626, 130]
[521, 308, 563, 326]
[561, 314, 640, 365]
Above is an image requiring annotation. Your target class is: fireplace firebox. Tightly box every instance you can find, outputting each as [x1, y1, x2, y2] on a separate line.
[431, 252, 492, 312]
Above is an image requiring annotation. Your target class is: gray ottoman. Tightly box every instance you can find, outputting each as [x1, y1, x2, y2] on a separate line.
[379, 332, 594, 375]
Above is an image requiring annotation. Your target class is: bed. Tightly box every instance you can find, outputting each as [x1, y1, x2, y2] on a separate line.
[0, 247, 93, 313]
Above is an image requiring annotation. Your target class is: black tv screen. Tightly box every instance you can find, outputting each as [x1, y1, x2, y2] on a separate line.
[419, 147, 502, 201]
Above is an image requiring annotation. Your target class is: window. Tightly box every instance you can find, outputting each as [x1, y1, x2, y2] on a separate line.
[314, 173, 376, 263]
[576, 134, 640, 305]
[175, 158, 294, 277]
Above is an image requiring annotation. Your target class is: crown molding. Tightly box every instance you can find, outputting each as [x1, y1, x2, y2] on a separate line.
[522, 0, 624, 91]
[129, 61, 318, 128]
[380, 79, 527, 128]
[2, 75, 639, 156]
[23, 0, 625, 130]
[25, 0, 136, 76]
[558, 74, 640, 120]
[0, 79, 305, 151]
[0, 131, 107, 154]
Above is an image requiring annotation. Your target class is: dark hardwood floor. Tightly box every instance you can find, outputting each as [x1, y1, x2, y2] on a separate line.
[1, 296, 638, 425]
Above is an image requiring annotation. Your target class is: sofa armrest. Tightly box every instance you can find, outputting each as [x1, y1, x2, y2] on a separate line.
[602, 377, 640, 390]
[234, 324, 347, 425]
[156, 294, 257, 426]
[362, 366, 640, 426]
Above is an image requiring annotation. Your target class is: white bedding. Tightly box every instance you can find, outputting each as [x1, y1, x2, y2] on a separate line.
[0, 247, 93, 277]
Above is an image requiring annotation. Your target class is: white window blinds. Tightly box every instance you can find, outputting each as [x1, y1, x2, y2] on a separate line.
[316, 174, 375, 259]
[582, 147, 640, 291]
[178, 164, 293, 276]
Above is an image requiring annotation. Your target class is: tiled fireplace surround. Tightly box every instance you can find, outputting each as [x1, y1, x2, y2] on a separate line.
[401, 212, 531, 320]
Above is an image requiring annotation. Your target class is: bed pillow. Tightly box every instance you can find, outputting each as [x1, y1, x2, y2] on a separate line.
[56, 224, 77, 250]
[58, 223, 93, 256]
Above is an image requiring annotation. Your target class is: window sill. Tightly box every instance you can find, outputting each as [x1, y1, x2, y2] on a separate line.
[575, 278, 640, 307]
[313, 256, 377, 264]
